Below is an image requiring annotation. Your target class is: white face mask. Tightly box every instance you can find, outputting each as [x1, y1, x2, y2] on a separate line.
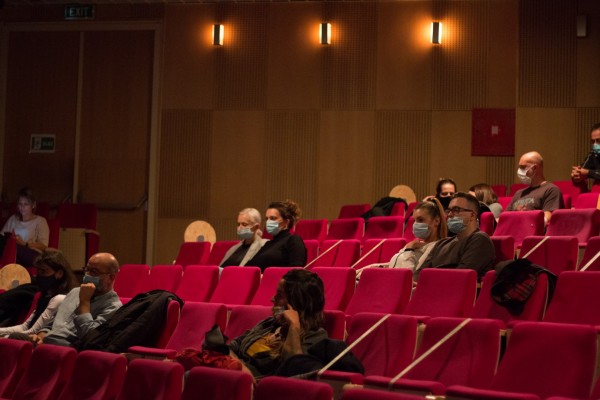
[517, 167, 532, 185]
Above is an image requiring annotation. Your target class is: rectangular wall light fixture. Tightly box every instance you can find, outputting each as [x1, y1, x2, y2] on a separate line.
[213, 24, 224, 46]
[431, 21, 442, 44]
[320, 22, 331, 45]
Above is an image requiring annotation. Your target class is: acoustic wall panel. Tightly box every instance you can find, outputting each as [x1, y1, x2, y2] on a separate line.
[486, 156, 515, 190]
[432, 0, 488, 110]
[374, 111, 431, 201]
[518, 0, 577, 107]
[159, 110, 212, 218]
[265, 111, 319, 218]
[321, 2, 377, 110]
[214, 3, 269, 110]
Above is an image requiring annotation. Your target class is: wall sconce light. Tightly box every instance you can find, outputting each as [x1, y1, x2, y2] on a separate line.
[320, 22, 331, 45]
[213, 24, 224, 46]
[431, 21, 442, 44]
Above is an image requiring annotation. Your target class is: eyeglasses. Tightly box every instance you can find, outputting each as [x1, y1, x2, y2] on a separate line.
[82, 267, 110, 277]
[445, 206, 475, 215]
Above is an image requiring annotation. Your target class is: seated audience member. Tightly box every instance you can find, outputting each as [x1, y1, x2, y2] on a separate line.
[469, 183, 503, 219]
[388, 198, 447, 272]
[416, 192, 495, 281]
[220, 208, 268, 267]
[229, 269, 362, 378]
[507, 151, 563, 224]
[423, 178, 457, 209]
[571, 122, 600, 190]
[0, 250, 77, 337]
[246, 200, 307, 271]
[1, 187, 49, 267]
[31, 252, 122, 346]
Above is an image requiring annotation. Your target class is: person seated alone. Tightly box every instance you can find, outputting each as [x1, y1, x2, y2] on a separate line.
[507, 151, 563, 225]
[30, 252, 122, 346]
[229, 269, 362, 379]
[415, 192, 495, 281]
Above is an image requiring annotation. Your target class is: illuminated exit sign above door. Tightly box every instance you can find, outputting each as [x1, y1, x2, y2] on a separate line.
[64, 5, 95, 20]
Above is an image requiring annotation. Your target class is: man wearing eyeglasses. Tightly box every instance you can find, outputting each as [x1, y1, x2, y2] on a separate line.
[415, 192, 495, 281]
[571, 123, 600, 191]
[31, 252, 122, 346]
[508, 151, 563, 225]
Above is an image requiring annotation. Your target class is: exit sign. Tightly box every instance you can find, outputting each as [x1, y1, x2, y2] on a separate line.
[64, 5, 95, 20]
[30, 134, 56, 153]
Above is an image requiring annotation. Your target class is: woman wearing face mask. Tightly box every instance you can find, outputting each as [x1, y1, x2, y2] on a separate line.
[246, 200, 307, 272]
[388, 198, 447, 272]
[0, 250, 77, 337]
[422, 178, 457, 210]
[220, 208, 268, 267]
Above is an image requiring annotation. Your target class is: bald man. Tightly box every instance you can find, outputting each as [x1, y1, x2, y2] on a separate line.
[32, 252, 122, 346]
[507, 151, 564, 224]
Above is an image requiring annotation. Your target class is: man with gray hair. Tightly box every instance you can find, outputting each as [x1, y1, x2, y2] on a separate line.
[508, 151, 564, 224]
[220, 208, 268, 267]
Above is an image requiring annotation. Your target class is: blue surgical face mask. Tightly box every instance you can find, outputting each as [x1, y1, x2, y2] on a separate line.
[82, 274, 100, 289]
[237, 227, 254, 240]
[266, 220, 281, 236]
[447, 216, 467, 234]
[593, 143, 600, 155]
[412, 222, 431, 239]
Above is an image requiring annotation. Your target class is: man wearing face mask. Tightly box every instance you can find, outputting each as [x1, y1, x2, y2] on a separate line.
[508, 151, 563, 224]
[571, 123, 600, 191]
[415, 192, 495, 282]
[220, 208, 268, 267]
[30, 252, 122, 346]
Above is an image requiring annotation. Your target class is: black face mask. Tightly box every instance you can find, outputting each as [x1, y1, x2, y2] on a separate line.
[437, 196, 452, 210]
[35, 274, 57, 293]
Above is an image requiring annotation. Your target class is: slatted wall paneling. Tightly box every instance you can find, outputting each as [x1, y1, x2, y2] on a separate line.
[374, 111, 431, 201]
[265, 111, 319, 218]
[159, 110, 212, 218]
[432, 0, 488, 110]
[214, 3, 269, 110]
[518, 0, 577, 107]
[321, 2, 377, 110]
[486, 156, 515, 192]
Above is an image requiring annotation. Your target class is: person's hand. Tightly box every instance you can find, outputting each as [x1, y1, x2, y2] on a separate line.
[422, 195, 435, 201]
[406, 239, 426, 250]
[281, 304, 301, 330]
[30, 332, 45, 345]
[579, 168, 590, 179]
[79, 283, 96, 303]
[14, 234, 25, 246]
[571, 166, 582, 181]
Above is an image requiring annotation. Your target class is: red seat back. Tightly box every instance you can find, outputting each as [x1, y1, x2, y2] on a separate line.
[114, 264, 150, 299]
[0, 339, 33, 398]
[182, 366, 253, 400]
[362, 216, 404, 244]
[493, 210, 545, 248]
[545, 208, 600, 247]
[209, 267, 261, 306]
[326, 218, 364, 241]
[251, 267, 300, 306]
[207, 241, 239, 265]
[338, 204, 370, 219]
[140, 265, 183, 293]
[175, 265, 219, 302]
[311, 267, 356, 311]
[175, 242, 211, 267]
[293, 219, 328, 243]
[116, 359, 183, 400]
[520, 236, 578, 275]
[166, 302, 227, 351]
[345, 268, 412, 316]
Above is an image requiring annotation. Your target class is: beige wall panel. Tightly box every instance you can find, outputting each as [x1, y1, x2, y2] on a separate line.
[518, 0, 576, 107]
[376, 2, 433, 110]
[486, 157, 516, 191]
[576, 1, 600, 107]
[209, 110, 266, 241]
[154, 217, 193, 265]
[79, 30, 153, 205]
[317, 111, 375, 220]
[98, 210, 146, 265]
[267, 3, 322, 110]
[515, 108, 575, 182]
[322, 2, 377, 110]
[486, 0, 518, 108]
[264, 111, 320, 219]
[3, 31, 79, 203]
[162, 4, 218, 109]
[575, 109, 600, 166]
[214, 3, 269, 109]
[158, 109, 212, 218]
[374, 111, 431, 201]
[432, 0, 488, 110]
[430, 111, 486, 195]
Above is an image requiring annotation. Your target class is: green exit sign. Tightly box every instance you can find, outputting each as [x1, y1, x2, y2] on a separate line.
[64, 5, 95, 20]
[30, 134, 56, 153]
